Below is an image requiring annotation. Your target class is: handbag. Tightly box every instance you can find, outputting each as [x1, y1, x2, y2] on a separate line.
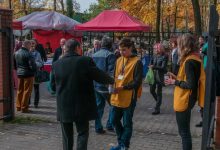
[35, 70, 50, 83]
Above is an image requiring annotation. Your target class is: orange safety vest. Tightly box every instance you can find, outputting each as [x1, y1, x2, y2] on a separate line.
[110, 56, 140, 108]
[174, 54, 206, 112]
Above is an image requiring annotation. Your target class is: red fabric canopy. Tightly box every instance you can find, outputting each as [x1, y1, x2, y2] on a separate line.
[12, 21, 23, 30]
[75, 10, 151, 32]
[33, 30, 82, 53]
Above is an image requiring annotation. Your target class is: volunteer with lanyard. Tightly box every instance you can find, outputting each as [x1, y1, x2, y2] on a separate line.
[109, 38, 143, 150]
[165, 34, 205, 150]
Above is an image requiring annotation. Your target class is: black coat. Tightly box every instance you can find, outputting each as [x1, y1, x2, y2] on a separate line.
[51, 51, 114, 122]
[150, 54, 168, 85]
[14, 47, 37, 78]
[52, 47, 62, 63]
[36, 44, 47, 62]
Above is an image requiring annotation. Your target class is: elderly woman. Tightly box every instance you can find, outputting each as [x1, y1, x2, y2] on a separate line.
[149, 43, 168, 115]
[165, 34, 205, 150]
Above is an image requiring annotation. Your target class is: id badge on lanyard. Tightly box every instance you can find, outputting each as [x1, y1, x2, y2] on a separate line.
[118, 74, 124, 80]
[118, 58, 128, 80]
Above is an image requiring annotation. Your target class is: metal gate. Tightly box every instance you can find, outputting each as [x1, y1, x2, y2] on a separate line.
[201, 5, 220, 150]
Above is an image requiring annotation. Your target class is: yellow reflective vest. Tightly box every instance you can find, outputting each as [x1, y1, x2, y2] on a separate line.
[110, 56, 139, 108]
[174, 54, 206, 112]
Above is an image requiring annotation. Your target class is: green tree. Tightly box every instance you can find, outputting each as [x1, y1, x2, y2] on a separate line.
[66, 0, 73, 18]
[87, 0, 121, 19]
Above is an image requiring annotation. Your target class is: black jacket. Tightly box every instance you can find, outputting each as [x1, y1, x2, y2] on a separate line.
[150, 54, 168, 85]
[36, 44, 47, 62]
[52, 47, 62, 63]
[14, 47, 37, 78]
[51, 51, 114, 122]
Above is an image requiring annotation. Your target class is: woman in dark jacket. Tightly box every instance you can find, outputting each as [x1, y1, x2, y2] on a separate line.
[149, 43, 168, 115]
[165, 34, 205, 150]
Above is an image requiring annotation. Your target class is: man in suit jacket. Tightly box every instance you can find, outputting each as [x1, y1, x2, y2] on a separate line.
[52, 38, 66, 63]
[51, 39, 114, 150]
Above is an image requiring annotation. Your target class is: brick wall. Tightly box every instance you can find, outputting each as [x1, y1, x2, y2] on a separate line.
[0, 9, 14, 121]
[216, 98, 220, 149]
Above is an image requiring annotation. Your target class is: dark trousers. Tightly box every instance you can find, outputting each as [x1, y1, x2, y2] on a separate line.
[34, 84, 40, 106]
[112, 100, 136, 148]
[176, 109, 192, 150]
[60, 121, 89, 150]
[150, 83, 162, 111]
[95, 91, 113, 131]
[29, 84, 40, 106]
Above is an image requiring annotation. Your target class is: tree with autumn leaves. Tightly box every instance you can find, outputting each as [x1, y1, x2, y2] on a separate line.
[0, 0, 80, 18]
[1, 0, 220, 40]
[120, 0, 203, 39]
[88, 0, 219, 40]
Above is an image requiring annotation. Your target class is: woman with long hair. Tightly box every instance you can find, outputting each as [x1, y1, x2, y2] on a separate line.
[149, 43, 168, 115]
[165, 34, 205, 150]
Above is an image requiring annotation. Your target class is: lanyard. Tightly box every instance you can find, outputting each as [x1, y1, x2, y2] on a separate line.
[120, 58, 129, 75]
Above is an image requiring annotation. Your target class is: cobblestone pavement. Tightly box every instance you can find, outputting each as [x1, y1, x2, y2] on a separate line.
[0, 84, 202, 150]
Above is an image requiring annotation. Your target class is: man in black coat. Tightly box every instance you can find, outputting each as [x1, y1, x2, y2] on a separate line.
[51, 39, 114, 150]
[14, 40, 37, 113]
[52, 38, 66, 63]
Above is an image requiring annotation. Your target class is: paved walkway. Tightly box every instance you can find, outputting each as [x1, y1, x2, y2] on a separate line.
[0, 84, 202, 150]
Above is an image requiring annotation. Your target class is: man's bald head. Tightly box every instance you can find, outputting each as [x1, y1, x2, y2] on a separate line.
[60, 38, 66, 47]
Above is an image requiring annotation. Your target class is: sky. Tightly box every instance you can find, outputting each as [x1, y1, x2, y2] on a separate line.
[76, 0, 97, 12]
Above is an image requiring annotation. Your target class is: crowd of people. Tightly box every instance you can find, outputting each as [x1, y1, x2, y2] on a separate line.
[13, 33, 220, 150]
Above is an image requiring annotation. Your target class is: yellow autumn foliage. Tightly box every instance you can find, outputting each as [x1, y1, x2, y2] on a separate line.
[120, 0, 196, 31]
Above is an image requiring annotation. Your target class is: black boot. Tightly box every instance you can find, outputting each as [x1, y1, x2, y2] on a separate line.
[195, 121, 203, 127]
[152, 110, 160, 115]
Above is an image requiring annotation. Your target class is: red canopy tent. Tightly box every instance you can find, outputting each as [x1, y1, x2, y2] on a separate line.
[75, 10, 151, 31]
[13, 11, 82, 51]
[12, 21, 23, 30]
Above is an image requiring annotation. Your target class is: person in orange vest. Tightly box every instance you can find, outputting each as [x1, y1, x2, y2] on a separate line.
[110, 38, 143, 150]
[165, 34, 205, 150]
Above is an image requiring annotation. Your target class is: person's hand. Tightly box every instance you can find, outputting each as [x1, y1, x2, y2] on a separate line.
[164, 78, 175, 85]
[148, 65, 153, 68]
[167, 72, 177, 79]
[114, 86, 123, 94]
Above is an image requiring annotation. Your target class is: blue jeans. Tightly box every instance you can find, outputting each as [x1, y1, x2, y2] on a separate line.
[176, 108, 192, 150]
[112, 100, 137, 148]
[95, 91, 113, 131]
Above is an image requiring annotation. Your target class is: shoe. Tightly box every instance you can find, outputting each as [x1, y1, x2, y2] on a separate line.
[152, 110, 160, 115]
[96, 129, 106, 134]
[110, 145, 128, 150]
[16, 108, 21, 111]
[106, 127, 115, 132]
[21, 109, 33, 113]
[34, 105, 38, 108]
[195, 121, 203, 127]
